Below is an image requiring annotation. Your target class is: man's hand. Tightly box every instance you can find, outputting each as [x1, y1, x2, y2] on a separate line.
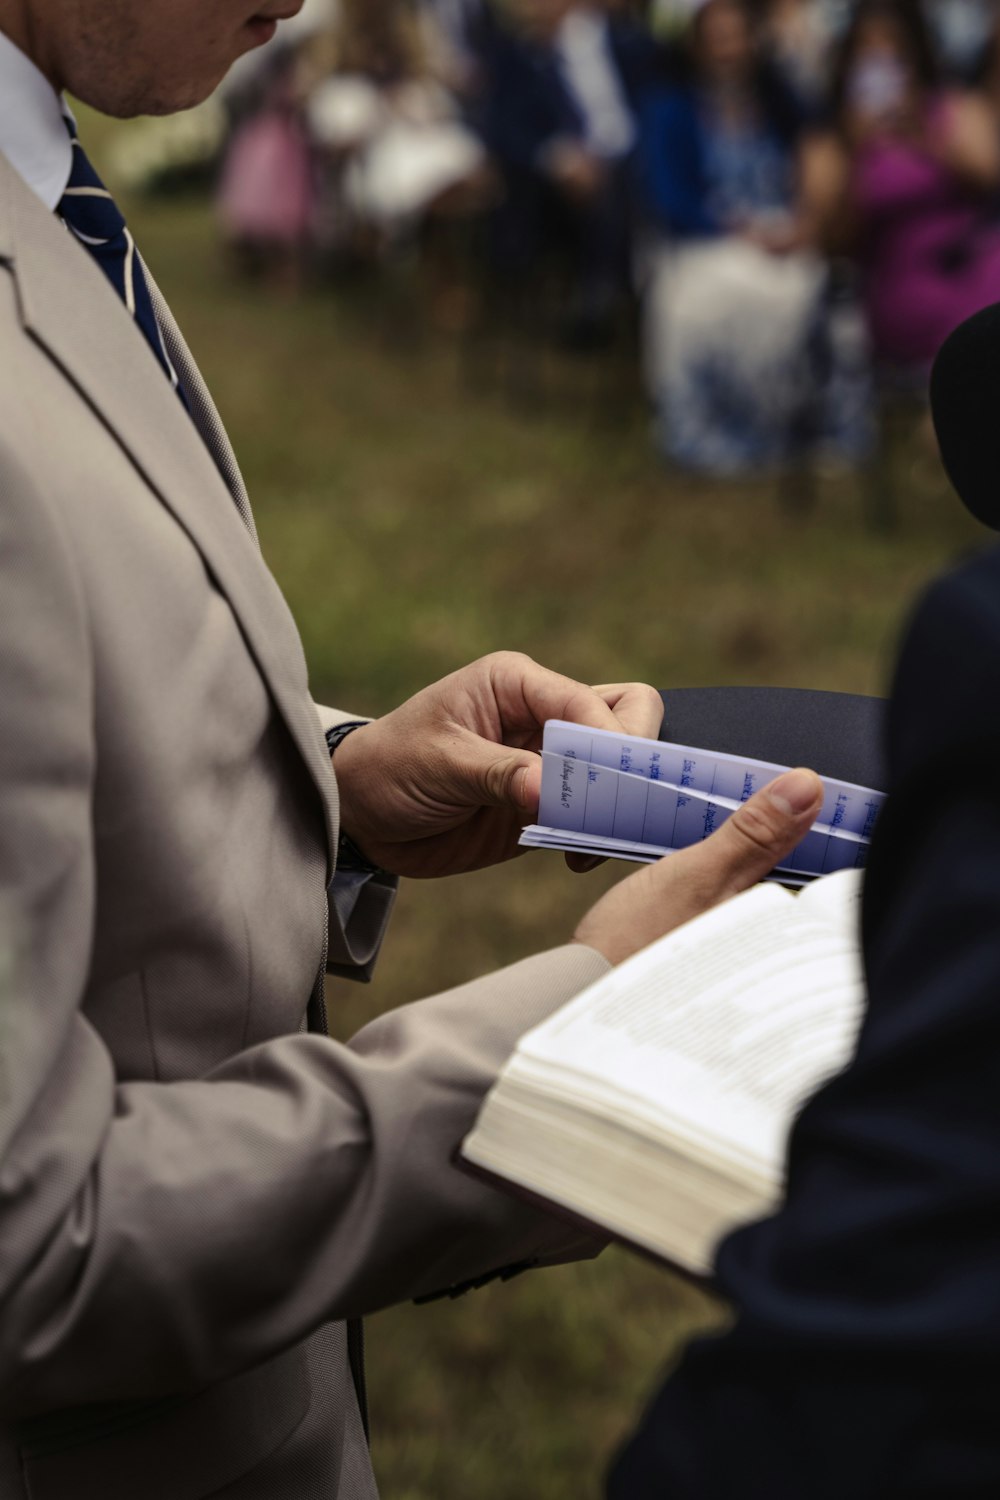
[574, 768, 824, 965]
[544, 141, 607, 201]
[331, 652, 663, 878]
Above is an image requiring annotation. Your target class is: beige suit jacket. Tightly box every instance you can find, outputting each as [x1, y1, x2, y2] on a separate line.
[0, 151, 609, 1500]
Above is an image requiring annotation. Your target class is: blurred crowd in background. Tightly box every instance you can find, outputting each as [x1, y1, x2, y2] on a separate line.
[116, 0, 1000, 476]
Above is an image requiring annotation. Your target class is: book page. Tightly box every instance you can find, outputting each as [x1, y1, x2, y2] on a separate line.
[534, 751, 869, 876]
[797, 860, 868, 929]
[535, 721, 883, 876]
[515, 872, 865, 1180]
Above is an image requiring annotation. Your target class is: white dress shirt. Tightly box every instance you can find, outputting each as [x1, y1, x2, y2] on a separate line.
[0, 28, 72, 209]
[553, 8, 636, 162]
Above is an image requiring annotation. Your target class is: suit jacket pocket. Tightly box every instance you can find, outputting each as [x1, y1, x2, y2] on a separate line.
[19, 1342, 310, 1500]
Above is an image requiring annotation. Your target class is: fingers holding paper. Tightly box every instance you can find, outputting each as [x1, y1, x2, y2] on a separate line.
[573, 768, 824, 966]
[330, 654, 663, 879]
[589, 682, 665, 742]
[547, 680, 666, 875]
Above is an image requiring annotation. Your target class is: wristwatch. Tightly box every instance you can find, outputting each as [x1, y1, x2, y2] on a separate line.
[325, 720, 387, 877]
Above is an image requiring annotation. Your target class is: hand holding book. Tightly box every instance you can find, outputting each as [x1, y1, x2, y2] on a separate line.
[520, 714, 883, 966]
[463, 715, 885, 1273]
[461, 717, 881, 1278]
[463, 866, 867, 1276]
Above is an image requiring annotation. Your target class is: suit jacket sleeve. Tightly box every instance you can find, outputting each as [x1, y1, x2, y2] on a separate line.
[0, 445, 607, 1420]
[608, 545, 1000, 1499]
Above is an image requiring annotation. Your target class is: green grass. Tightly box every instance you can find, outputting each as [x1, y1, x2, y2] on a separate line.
[81, 114, 983, 1498]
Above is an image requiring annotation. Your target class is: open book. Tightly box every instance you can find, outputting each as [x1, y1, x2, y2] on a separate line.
[519, 720, 884, 883]
[461, 869, 866, 1276]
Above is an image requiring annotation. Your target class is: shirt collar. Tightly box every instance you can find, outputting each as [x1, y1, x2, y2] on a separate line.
[0, 27, 74, 210]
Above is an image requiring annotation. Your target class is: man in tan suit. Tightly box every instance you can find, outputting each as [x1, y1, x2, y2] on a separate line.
[0, 2, 824, 1496]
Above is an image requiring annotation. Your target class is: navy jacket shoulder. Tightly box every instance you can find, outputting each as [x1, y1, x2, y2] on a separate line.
[480, 30, 582, 170]
[480, 19, 664, 171]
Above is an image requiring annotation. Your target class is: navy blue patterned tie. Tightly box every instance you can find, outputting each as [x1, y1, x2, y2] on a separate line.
[58, 120, 188, 406]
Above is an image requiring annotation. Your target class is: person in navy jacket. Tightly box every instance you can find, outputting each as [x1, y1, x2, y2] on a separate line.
[480, 0, 665, 340]
[608, 530, 1000, 1492]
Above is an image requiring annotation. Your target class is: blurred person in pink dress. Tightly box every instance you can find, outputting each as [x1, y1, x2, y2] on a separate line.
[218, 46, 317, 280]
[828, 0, 1000, 372]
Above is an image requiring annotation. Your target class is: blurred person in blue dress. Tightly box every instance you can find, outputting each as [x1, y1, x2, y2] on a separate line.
[639, 0, 847, 474]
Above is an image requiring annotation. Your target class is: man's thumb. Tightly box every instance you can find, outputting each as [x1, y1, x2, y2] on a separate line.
[704, 767, 824, 891]
[473, 743, 541, 814]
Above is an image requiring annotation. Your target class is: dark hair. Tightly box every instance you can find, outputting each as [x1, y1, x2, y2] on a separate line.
[690, 0, 753, 41]
[828, 0, 940, 117]
[674, 0, 807, 144]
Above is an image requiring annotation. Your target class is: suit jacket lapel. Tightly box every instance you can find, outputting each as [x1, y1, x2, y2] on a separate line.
[0, 154, 337, 864]
[143, 265, 260, 548]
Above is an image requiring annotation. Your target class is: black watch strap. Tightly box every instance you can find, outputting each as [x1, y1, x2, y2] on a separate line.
[325, 721, 388, 877]
[325, 720, 369, 757]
